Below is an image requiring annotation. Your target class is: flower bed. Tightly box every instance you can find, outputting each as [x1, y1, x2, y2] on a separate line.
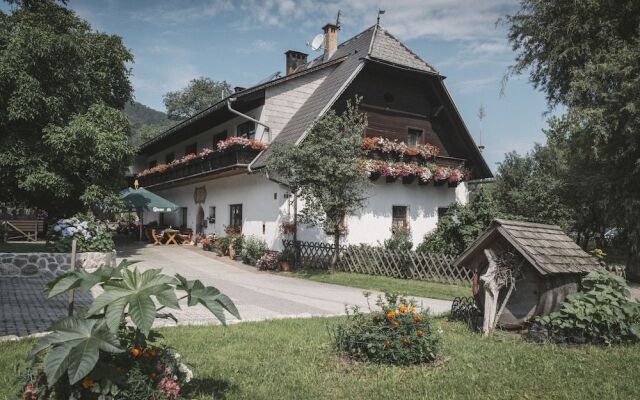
[137, 137, 266, 178]
[361, 136, 440, 160]
[359, 159, 466, 185]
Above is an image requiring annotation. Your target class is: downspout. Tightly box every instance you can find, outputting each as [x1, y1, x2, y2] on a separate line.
[226, 99, 272, 144]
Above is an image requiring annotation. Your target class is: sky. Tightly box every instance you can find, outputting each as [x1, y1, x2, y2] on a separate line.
[5, 0, 555, 170]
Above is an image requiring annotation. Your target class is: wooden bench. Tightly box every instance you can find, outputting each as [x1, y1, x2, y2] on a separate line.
[1, 220, 45, 242]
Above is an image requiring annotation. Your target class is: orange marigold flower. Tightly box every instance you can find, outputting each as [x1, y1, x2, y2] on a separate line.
[386, 310, 396, 320]
[413, 315, 422, 323]
[402, 336, 410, 346]
[81, 377, 94, 389]
[130, 348, 142, 358]
[384, 339, 393, 347]
[391, 320, 400, 328]
[417, 329, 425, 337]
[398, 305, 407, 314]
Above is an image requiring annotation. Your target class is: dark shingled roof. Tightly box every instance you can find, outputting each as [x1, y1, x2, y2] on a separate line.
[453, 219, 600, 276]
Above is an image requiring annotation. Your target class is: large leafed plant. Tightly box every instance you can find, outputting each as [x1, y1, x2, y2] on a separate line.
[30, 260, 240, 390]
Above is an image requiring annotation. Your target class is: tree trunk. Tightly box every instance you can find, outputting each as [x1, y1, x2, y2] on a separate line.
[331, 231, 340, 272]
[481, 249, 500, 336]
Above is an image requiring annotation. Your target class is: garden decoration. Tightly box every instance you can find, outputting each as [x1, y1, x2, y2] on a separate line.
[21, 260, 240, 399]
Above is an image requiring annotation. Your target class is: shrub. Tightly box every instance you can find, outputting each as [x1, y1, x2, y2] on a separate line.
[241, 236, 269, 266]
[333, 293, 441, 365]
[19, 261, 239, 399]
[536, 270, 640, 345]
[256, 252, 279, 271]
[49, 213, 114, 252]
[383, 226, 413, 252]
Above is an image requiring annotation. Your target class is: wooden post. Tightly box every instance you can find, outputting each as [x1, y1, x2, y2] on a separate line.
[292, 191, 298, 269]
[68, 239, 77, 316]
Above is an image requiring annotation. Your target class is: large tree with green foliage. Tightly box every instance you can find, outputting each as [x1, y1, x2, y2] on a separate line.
[163, 77, 232, 120]
[0, 0, 134, 216]
[506, 0, 640, 279]
[267, 99, 369, 265]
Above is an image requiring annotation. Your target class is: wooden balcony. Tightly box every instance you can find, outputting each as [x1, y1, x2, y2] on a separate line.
[137, 146, 261, 188]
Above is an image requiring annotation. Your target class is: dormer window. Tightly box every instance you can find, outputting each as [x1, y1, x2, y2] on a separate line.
[407, 128, 423, 146]
[237, 121, 255, 139]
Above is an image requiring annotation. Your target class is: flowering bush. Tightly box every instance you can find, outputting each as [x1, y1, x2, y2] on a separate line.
[333, 293, 441, 365]
[361, 137, 440, 160]
[256, 252, 279, 271]
[19, 261, 239, 400]
[137, 137, 266, 177]
[241, 235, 269, 265]
[49, 213, 114, 252]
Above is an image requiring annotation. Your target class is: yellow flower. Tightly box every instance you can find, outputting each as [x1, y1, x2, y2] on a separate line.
[417, 329, 425, 337]
[81, 377, 94, 389]
[402, 336, 410, 346]
[408, 305, 416, 313]
[398, 305, 407, 314]
[386, 310, 396, 320]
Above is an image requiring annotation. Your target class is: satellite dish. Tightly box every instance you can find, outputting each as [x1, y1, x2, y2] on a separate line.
[308, 33, 324, 51]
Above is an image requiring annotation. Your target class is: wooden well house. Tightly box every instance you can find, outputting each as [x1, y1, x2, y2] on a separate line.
[453, 219, 600, 328]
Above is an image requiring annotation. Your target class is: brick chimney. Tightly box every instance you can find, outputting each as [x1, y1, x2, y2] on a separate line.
[322, 23, 338, 59]
[285, 50, 308, 75]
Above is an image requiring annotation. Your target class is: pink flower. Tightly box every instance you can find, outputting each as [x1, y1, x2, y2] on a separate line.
[159, 377, 181, 399]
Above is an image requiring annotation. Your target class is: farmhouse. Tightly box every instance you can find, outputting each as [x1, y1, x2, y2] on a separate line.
[134, 23, 492, 249]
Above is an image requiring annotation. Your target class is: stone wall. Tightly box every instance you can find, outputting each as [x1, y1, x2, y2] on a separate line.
[0, 250, 117, 278]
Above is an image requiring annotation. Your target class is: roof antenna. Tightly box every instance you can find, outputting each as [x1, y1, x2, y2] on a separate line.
[477, 104, 486, 152]
[376, 9, 385, 25]
[335, 10, 341, 29]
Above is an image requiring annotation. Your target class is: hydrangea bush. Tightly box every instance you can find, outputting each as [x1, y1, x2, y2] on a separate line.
[49, 213, 114, 252]
[333, 293, 441, 365]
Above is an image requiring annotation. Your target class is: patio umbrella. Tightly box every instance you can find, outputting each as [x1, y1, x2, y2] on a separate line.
[120, 187, 180, 241]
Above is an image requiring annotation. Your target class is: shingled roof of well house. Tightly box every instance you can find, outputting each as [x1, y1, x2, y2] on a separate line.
[454, 219, 601, 276]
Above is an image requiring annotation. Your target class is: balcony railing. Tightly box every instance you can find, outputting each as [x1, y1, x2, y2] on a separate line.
[137, 146, 261, 188]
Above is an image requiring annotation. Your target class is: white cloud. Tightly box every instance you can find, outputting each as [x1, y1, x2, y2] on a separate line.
[452, 76, 500, 94]
[236, 39, 277, 54]
[129, 0, 233, 25]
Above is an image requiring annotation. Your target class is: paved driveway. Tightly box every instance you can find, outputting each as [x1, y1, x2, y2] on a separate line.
[0, 244, 452, 339]
[119, 244, 452, 327]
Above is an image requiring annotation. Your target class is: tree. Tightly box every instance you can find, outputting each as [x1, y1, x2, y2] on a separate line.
[267, 99, 369, 266]
[163, 77, 232, 120]
[506, 0, 640, 279]
[0, 0, 134, 216]
[417, 186, 501, 256]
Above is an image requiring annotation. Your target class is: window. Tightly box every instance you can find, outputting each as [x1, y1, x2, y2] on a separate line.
[181, 207, 188, 228]
[237, 121, 255, 139]
[229, 204, 243, 228]
[437, 207, 449, 220]
[165, 152, 175, 164]
[407, 128, 423, 146]
[148, 159, 157, 169]
[185, 142, 197, 155]
[392, 206, 408, 229]
[213, 131, 227, 146]
[210, 206, 217, 222]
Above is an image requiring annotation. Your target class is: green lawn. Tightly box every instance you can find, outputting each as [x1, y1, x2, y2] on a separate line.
[0, 242, 50, 252]
[3, 318, 639, 399]
[282, 270, 470, 301]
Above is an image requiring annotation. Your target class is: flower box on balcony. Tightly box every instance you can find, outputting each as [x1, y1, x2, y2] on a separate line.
[418, 179, 431, 186]
[402, 175, 416, 185]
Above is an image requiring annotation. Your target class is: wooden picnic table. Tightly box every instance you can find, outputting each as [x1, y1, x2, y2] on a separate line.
[164, 229, 180, 245]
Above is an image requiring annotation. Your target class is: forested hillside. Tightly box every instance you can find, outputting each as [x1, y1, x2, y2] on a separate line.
[124, 101, 172, 146]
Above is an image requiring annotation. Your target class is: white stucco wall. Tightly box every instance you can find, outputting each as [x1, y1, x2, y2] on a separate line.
[143, 173, 468, 250]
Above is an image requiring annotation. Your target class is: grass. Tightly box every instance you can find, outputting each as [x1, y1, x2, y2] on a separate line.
[282, 270, 470, 301]
[3, 318, 639, 399]
[0, 242, 50, 252]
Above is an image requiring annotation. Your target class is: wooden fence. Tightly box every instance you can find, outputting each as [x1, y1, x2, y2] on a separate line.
[282, 240, 472, 285]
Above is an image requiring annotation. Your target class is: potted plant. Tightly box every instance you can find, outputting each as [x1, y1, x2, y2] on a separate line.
[278, 248, 295, 272]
